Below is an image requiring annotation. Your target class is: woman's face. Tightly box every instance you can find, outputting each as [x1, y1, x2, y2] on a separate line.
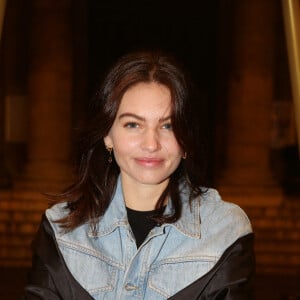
[104, 82, 183, 188]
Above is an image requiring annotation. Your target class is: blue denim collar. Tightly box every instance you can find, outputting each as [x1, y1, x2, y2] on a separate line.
[88, 177, 201, 239]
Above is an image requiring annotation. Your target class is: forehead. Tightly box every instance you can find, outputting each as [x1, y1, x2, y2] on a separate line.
[117, 82, 171, 116]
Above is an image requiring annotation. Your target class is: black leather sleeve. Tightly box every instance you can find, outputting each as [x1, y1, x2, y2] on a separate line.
[23, 215, 94, 300]
[24, 254, 61, 300]
[168, 233, 256, 300]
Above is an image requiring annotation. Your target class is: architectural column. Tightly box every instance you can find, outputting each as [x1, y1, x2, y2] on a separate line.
[0, 0, 10, 188]
[0, 42, 10, 188]
[0, 0, 26, 188]
[217, 0, 282, 205]
[0, 1, 74, 267]
[20, 0, 73, 191]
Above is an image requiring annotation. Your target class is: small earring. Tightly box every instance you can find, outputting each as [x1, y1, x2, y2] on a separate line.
[182, 152, 187, 160]
[106, 146, 113, 163]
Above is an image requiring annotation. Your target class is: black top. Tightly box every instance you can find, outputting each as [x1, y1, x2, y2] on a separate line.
[126, 206, 164, 248]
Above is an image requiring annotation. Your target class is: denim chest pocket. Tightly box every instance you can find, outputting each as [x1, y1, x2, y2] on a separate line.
[148, 256, 217, 298]
[58, 242, 120, 296]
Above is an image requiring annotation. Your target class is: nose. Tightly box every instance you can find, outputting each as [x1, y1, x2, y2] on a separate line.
[141, 129, 161, 152]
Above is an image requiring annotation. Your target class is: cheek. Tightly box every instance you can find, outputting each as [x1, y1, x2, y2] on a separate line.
[165, 139, 183, 156]
[112, 136, 138, 155]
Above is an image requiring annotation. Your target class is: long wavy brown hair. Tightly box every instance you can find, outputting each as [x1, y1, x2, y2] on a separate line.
[52, 50, 208, 232]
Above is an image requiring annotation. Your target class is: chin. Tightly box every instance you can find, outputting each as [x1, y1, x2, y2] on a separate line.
[135, 176, 170, 186]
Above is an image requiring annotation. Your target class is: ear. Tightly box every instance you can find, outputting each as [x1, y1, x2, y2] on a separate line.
[104, 135, 113, 148]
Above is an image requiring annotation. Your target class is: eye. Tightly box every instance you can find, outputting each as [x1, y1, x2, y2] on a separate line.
[161, 123, 173, 130]
[124, 122, 139, 129]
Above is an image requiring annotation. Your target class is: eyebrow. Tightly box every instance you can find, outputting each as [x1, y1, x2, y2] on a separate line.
[118, 113, 145, 121]
[118, 113, 171, 122]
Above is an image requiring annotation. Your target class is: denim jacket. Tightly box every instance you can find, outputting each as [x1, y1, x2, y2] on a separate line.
[45, 179, 253, 300]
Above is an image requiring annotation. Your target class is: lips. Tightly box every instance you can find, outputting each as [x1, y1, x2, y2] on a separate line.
[135, 157, 164, 167]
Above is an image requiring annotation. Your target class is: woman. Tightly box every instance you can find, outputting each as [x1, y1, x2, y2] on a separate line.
[24, 51, 255, 299]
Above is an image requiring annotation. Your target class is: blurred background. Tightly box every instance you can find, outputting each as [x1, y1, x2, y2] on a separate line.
[0, 0, 300, 299]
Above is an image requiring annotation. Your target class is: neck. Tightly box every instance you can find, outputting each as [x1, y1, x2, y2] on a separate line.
[121, 176, 169, 211]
